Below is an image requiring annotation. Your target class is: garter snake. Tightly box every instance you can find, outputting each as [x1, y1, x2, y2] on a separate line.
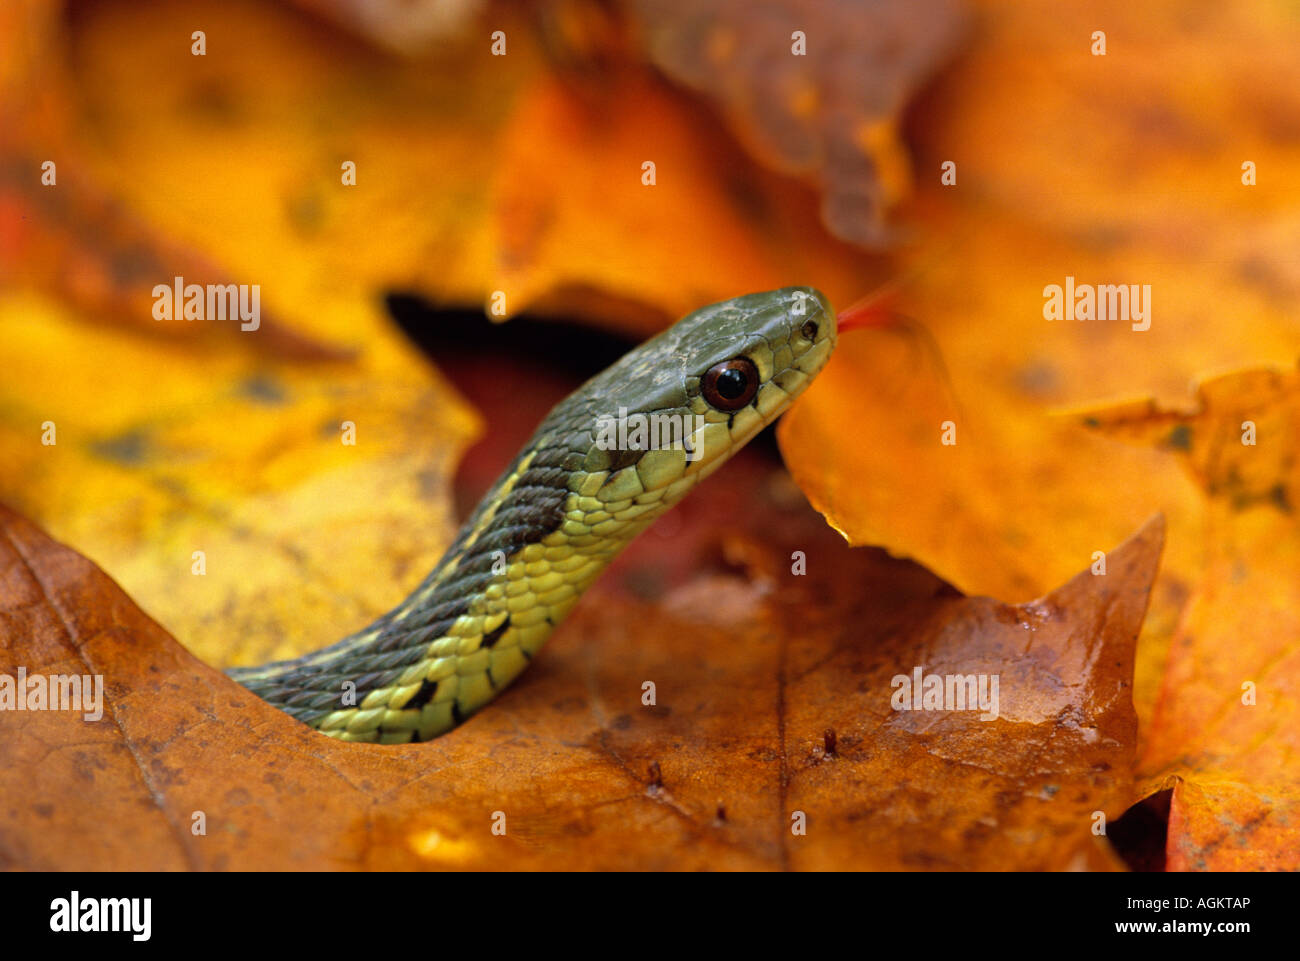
[229, 287, 837, 743]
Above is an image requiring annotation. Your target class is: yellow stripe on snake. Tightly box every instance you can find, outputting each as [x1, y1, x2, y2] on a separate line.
[229, 288, 837, 742]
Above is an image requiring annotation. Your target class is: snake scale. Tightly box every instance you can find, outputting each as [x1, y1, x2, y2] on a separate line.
[228, 287, 837, 743]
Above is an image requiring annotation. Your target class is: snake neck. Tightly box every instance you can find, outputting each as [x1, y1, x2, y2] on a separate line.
[228, 423, 710, 744]
[227, 286, 837, 744]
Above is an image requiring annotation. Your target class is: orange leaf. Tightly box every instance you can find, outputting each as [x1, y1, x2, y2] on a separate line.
[1081, 365, 1300, 869]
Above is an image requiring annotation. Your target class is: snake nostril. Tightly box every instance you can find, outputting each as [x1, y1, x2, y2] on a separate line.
[800, 320, 818, 341]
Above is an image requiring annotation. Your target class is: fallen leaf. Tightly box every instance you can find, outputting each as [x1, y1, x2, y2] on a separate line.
[1080, 365, 1300, 869]
[0, 491, 1161, 869]
[778, 0, 1300, 737]
[0, 292, 479, 670]
[623, 0, 966, 247]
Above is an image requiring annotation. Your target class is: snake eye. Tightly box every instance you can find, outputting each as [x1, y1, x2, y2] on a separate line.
[800, 320, 818, 341]
[701, 357, 760, 411]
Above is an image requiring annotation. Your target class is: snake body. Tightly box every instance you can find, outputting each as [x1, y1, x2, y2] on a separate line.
[229, 287, 837, 742]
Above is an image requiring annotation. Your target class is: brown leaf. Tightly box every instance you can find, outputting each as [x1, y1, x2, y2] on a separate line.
[0, 491, 1160, 869]
[623, 0, 967, 247]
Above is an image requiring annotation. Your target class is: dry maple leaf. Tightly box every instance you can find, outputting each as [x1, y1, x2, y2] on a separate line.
[0, 479, 1160, 869]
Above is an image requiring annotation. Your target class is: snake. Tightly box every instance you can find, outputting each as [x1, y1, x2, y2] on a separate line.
[228, 286, 837, 743]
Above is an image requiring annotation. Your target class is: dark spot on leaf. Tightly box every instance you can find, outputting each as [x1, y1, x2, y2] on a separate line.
[1269, 483, 1293, 513]
[1165, 423, 1192, 451]
[285, 190, 324, 235]
[90, 429, 150, 465]
[240, 374, 286, 404]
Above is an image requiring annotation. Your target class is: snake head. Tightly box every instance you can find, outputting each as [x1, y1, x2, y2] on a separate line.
[567, 286, 836, 490]
[685, 284, 838, 426]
